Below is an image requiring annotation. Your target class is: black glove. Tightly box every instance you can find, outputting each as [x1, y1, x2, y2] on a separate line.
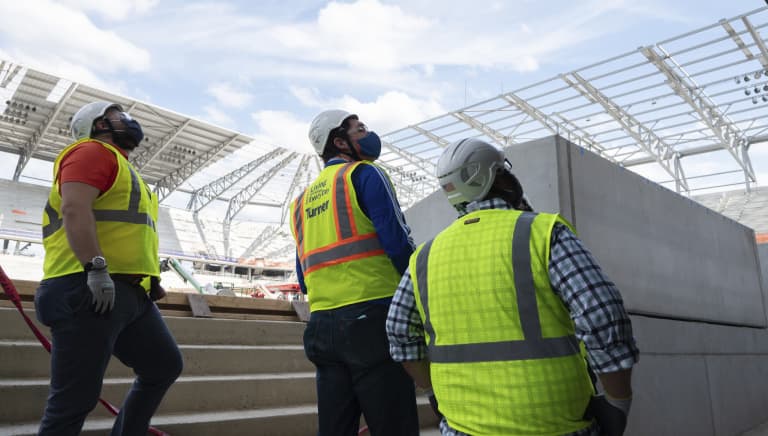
[149, 276, 167, 301]
[583, 395, 630, 436]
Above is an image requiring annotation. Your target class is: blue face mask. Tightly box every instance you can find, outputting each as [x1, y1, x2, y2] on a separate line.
[105, 112, 144, 150]
[356, 131, 381, 159]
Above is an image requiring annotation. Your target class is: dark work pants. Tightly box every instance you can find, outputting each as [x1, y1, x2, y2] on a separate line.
[303, 300, 419, 436]
[34, 273, 183, 436]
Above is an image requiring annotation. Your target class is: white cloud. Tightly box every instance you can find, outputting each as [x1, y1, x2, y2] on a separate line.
[0, 0, 151, 83]
[250, 110, 313, 154]
[199, 105, 236, 129]
[290, 86, 446, 134]
[58, 0, 159, 20]
[207, 82, 253, 109]
[250, 89, 447, 155]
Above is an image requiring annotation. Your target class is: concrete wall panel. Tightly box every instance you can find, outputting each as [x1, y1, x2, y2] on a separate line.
[405, 136, 765, 325]
[706, 355, 768, 436]
[626, 354, 714, 436]
[563, 138, 764, 326]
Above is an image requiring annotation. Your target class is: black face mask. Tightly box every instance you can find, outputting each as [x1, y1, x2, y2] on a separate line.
[95, 112, 144, 151]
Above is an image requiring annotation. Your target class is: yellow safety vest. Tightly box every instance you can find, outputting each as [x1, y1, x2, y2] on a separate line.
[411, 209, 594, 436]
[290, 161, 402, 312]
[42, 139, 160, 281]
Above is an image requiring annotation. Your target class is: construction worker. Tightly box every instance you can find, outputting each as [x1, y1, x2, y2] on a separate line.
[290, 110, 419, 435]
[386, 138, 639, 436]
[34, 101, 183, 435]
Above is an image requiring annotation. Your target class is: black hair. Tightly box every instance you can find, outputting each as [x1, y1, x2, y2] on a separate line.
[321, 117, 355, 161]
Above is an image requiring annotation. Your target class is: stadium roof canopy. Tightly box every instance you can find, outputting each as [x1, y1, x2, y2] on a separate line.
[377, 6, 768, 202]
[0, 64, 254, 202]
[2, 6, 768, 223]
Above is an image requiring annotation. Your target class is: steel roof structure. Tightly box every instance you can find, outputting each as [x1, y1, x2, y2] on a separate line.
[3, 7, 768, 261]
[0, 63, 254, 202]
[377, 6, 768, 199]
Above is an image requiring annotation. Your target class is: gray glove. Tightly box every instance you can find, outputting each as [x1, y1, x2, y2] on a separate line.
[86, 268, 115, 314]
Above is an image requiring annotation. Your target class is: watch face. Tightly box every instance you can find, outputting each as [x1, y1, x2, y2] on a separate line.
[92, 256, 107, 269]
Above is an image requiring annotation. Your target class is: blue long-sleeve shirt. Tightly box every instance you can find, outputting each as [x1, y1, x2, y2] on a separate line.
[295, 158, 415, 295]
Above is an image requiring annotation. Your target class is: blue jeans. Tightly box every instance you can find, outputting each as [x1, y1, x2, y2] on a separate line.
[34, 273, 183, 436]
[303, 300, 419, 436]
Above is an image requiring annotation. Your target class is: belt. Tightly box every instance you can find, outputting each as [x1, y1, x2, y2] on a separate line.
[110, 274, 147, 286]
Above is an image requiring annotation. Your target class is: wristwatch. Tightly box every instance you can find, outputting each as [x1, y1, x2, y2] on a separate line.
[84, 256, 107, 272]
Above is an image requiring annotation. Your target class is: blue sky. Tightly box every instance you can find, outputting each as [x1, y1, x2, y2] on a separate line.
[3, 0, 768, 229]
[1, 0, 764, 160]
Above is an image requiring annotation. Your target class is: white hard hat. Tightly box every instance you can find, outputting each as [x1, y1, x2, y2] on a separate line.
[436, 138, 505, 208]
[70, 101, 123, 140]
[308, 109, 354, 155]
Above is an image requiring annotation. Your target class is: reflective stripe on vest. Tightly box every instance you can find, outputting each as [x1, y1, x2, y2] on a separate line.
[415, 212, 580, 363]
[295, 163, 384, 274]
[42, 165, 156, 239]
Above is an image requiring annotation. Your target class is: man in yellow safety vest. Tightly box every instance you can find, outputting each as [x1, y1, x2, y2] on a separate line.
[35, 101, 182, 435]
[290, 109, 419, 435]
[386, 138, 639, 436]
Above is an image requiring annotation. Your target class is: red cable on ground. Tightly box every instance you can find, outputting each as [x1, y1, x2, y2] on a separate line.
[0, 264, 169, 436]
[358, 425, 369, 434]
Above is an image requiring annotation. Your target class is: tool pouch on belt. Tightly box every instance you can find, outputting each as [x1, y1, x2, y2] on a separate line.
[583, 395, 627, 436]
[149, 276, 167, 302]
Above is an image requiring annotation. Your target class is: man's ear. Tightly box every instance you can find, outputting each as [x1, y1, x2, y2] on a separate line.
[333, 136, 349, 152]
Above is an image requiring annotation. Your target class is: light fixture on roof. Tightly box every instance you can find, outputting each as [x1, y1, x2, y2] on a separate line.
[755, 87, 761, 94]
[763, 95, 768, 102]
[736, 76, 742, 84]
[753, 96, 759, 104]
[745, 75, 751, 82]
[746, 88, 752, 96]
[756, 71, 763, 80]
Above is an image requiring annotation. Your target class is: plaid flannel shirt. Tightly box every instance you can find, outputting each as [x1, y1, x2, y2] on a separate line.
[386, 198, 639, 436]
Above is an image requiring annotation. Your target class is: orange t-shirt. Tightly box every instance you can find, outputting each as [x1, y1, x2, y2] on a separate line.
[57, 141, 127, 194]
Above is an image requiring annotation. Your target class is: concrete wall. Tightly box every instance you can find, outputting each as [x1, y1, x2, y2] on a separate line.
[403, 135, 768, 436]
[405, 136, 766, 327]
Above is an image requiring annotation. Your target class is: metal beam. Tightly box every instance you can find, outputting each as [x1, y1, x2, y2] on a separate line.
[501, 93, 607, 153]
[264, 241, 296, 260]
[187, 148, 287, 211]
[0, 62, 22, 88]
[742, 16, 768, 70]
[721, 19, 756, 62]
[279, 155, 311, 226]
[641, 45, 755, 183]
[410, 125, 450, 147]
[153, 134, 240, 202]
[561, 72, 687, 193]
[132, 119, 191, 170]
[13, 82, 78, 181]
[224, 152, 298, 223]
[451, 111, 508, 147]
[240, 225, 279, 259]
[192, 211, 220, 260]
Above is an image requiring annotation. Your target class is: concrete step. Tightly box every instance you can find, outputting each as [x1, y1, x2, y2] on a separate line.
[0, 307, 306, 346]
[0, 372, 317, 423]
[0, 398, 440, 436]
[0, 341, 314, 378]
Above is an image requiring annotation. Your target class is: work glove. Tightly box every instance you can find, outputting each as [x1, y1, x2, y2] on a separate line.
[86, 268, 116, 314]
[583, 394, 631, 436]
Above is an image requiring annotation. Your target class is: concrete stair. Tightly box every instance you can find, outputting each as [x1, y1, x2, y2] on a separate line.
[0, 307, 440, 435]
